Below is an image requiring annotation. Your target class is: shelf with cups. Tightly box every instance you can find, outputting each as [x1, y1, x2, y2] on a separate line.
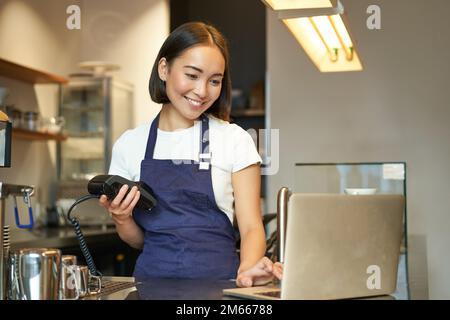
[12, 127, 68, 141]
[0, 58, 69, 142]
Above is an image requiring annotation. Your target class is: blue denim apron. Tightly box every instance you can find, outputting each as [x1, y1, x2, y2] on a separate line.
[132, 113, 239, 280]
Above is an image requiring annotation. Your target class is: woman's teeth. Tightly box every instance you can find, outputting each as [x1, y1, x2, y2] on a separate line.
[185, 97, 203, 106]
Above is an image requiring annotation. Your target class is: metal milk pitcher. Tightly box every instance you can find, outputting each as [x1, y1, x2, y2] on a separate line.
[8, 248, 61, 300]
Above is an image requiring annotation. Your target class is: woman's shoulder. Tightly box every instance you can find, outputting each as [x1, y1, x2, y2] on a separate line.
[207, 114, 258, 155]
[207, 114, 249, 137]
[207, 114, 261, 171]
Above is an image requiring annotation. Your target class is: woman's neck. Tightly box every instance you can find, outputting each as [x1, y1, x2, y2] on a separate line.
[159, 104, 196, 131]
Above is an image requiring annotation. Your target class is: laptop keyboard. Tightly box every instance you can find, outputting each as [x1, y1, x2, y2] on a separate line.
[94, 280, 137, 297]
[256, 290, 281, 298]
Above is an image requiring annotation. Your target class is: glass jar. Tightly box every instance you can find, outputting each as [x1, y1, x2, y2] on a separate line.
[23, 111, 39, 131]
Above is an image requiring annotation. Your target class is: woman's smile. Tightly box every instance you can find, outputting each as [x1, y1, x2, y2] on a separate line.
[184, 96, 206, 107]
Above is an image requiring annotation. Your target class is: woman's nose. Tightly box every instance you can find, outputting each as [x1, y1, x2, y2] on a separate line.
[193, 81, 207, 99]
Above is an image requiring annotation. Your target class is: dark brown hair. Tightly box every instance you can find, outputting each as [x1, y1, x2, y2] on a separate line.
[149, 22, 231, 121]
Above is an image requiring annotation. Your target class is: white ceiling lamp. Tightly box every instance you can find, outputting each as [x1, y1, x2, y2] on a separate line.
[262, 0, 338, 11]
[263, 0, 363, 72]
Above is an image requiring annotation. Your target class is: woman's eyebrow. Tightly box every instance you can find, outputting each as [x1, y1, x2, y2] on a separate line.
[183, 65, 223, 77]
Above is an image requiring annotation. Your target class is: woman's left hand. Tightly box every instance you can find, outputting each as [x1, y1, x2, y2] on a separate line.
[236, 257, 283, 287]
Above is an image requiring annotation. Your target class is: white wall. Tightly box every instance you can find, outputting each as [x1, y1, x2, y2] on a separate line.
[79, 0, 169, 125]
[266, 0, 450, 298]
[0, 0, 82, 75]
[0, 0, 169, 226]
[0, 0, 83, 225]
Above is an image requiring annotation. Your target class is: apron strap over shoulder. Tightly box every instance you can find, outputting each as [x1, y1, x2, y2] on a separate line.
[199, 115, 211, 170]
[144, 112, 160, 160]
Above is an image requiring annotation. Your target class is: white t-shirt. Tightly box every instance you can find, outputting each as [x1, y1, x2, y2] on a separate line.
[108, 114, 262, 223]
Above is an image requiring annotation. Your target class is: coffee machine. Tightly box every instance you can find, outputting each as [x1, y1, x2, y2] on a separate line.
[0, 111, 35, 300]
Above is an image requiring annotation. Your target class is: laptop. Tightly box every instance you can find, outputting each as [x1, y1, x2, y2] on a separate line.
[223, 193, 405, 300]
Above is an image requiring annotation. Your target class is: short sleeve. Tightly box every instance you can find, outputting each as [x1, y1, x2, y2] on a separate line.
[231, 125, 262, 173]
[108, 130, 133, 180]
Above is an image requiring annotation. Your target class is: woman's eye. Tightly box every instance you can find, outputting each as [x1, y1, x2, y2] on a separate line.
[186, 74, 198, 80]
[210, 79, 221, 86]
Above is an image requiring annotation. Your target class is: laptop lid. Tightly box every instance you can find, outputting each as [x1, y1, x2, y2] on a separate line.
[282, 194, 405, 299]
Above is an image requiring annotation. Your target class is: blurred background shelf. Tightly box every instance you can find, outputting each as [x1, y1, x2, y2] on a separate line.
[0, 57, 68, 84]
[12, 127, 67, 141]
[64, 132, 104, 138]
[61, 106, 104, 112]
[231, 108, 265, 118]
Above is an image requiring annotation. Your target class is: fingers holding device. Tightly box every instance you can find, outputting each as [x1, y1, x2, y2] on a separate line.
[98, 186, 140, 224]
[89, 174, 157, 211]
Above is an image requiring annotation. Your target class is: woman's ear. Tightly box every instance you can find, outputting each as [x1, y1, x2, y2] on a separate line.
[158, 57, 168, 82]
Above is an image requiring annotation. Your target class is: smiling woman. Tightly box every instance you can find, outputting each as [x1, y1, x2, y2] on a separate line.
[100, 22, 282, 287]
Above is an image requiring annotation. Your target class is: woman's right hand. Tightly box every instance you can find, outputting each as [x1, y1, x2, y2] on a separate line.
[99, 185, 140, 225]
[236, 257, 283, 288]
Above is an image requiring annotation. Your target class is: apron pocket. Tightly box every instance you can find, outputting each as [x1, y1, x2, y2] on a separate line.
[182, 190, 213, 210]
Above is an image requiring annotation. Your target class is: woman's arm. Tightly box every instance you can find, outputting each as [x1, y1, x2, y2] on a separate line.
[232, 164, 283, 287]
[232, 164, 266, 273]
[114, 216, 145, 250]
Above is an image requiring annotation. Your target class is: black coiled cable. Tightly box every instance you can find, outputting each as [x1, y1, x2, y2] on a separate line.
[66, 194, 103, 277]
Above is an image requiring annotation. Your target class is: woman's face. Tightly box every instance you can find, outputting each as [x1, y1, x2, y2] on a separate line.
[158, 44, 225, 120]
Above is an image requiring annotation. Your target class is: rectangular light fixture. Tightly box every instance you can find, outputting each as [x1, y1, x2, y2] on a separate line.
[263, 0, 363, 72]
[283, 14, 363, 72]
[262, 0, 337, 10]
